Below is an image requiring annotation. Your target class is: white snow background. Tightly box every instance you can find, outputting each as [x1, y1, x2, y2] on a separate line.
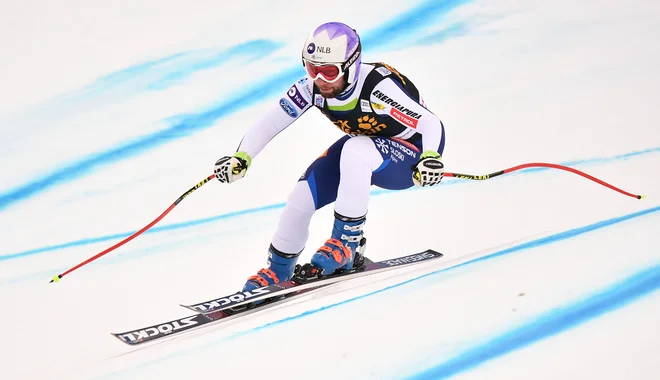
[0, 0, 658, 379]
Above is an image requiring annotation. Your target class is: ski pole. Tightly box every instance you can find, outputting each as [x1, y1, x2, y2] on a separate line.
[50, 174, 216, 283]
[445, 162, 645, 199]
[49, 163, 643, 283]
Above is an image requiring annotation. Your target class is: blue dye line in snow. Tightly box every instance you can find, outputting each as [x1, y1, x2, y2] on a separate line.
[1, 146, 658, 261]
[416, 22, 470, 45]
[407, 263, 660, 379]
[98, 204, 660, 379]
[0, 203, 285, 261]
[0, 0, 470, 212]
[88, 39, 283, 93]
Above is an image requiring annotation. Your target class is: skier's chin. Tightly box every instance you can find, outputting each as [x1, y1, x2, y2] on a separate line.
[315, 78, 346, 99]
[319, 88, 341, 98]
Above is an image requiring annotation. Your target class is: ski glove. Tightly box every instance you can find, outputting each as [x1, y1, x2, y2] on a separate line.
[214, 151, 252, 183]
[412, 150, 444, 187]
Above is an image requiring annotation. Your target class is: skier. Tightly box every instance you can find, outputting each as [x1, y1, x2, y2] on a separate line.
[213, 22, 446, 291]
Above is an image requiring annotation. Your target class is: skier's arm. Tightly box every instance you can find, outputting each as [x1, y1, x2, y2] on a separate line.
[369, 78, 444, 155]
[237, 79, 314, 159]
[214, 79, 313, 183]
[369, 78, 445, 187]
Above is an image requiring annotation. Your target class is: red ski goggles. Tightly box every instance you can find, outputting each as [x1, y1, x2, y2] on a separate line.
[303, 60, 345, 83]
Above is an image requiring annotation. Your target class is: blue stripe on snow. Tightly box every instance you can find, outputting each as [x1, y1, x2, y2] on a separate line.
[0, 0, 472, 211]
[97, 204, 660, 379]
[1, 146, 657, 260]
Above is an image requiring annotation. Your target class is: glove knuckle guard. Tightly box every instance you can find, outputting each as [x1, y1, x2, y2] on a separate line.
[214, 155, 249, 183]
[412, 157, 444, 187]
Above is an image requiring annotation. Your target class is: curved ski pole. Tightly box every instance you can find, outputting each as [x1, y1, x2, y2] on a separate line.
[50, 174, 216, 283]
[445, 162, 644, 199]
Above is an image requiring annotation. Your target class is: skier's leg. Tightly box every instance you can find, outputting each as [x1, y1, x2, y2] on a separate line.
[311, 136, 384, 275]
[242, 181, 314, 291]
[271, 181, 316, 254]
[242, 136, 350, 291]
[309, 130, 445, 276]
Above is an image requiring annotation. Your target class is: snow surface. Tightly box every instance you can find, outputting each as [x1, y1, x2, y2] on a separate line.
[1, 0, 658, 379]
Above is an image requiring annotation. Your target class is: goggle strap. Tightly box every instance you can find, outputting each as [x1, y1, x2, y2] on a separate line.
[341, 42, 361, 72]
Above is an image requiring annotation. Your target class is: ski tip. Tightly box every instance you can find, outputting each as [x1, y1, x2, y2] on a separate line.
[179, 304, 198, 313]
[639, 194, 646, 199]
[50, 274, 61, 283]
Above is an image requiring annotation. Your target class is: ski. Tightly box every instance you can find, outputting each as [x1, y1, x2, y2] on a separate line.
[111, 283, 330, 346]
[181, 249, 443, 315]
[111, 249, 443, 346]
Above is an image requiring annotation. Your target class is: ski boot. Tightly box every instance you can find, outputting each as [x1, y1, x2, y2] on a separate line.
[294, 212, 367, 283]
[242, 244, 300, 292]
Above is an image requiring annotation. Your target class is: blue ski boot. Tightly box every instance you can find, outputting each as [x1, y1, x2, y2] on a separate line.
[310, 212, 366, 276]
[242, 245, 300, 292]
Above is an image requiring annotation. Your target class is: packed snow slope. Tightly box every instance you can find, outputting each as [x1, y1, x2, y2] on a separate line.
[0, 0, 658, 379]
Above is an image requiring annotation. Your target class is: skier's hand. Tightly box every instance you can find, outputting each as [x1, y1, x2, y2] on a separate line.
[412, 151, 444, 187]
[214, 152, 251, 183]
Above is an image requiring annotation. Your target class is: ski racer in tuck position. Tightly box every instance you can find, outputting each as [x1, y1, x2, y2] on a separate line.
[213, 22, 446, 292]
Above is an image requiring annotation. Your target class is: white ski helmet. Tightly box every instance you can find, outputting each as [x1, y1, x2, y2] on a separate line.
[301, 22, 362, 84]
